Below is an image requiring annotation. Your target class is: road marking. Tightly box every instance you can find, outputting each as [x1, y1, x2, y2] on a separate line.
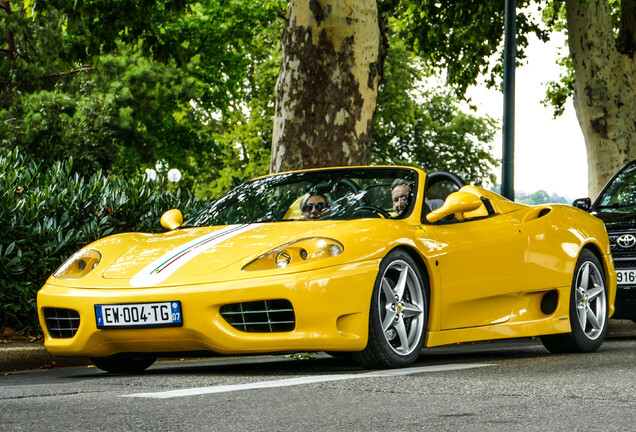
[122, 363, 494, 399]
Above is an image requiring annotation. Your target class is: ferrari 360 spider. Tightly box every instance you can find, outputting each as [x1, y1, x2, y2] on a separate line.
[37, 166, 616, 372]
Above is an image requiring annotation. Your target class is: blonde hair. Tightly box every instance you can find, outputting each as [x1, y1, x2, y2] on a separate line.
[300, 193, 330, 209]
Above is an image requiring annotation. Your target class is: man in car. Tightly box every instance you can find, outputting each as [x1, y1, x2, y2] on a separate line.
[391, 179, 410, 217]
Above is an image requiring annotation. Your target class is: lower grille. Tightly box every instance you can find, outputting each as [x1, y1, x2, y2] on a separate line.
[614, 259, 636, 269]
[220, 300, 295, 333]
[43, 308, 80, 338]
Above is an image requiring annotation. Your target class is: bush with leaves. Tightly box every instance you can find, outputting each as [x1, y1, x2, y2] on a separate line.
[0, 150, 204, 335]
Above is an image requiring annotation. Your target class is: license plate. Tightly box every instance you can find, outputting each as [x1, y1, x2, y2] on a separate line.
[616, 269, 636, 285]
[95, 301, 183, 329]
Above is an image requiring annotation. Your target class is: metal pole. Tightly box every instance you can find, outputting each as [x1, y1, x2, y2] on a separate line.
[501, 0, 516, 201]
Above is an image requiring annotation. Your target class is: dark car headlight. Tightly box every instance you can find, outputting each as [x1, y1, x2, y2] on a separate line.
[53, 249, 102, 279]
[243, 238, 343, 271]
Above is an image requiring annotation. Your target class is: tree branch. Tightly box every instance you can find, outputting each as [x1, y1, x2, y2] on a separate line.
[44, 67, 99, 79]
[0, 48, 31, 62]
[3, 0, 17, 60]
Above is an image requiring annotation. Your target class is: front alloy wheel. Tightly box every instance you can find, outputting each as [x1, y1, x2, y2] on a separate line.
[573, 259, 607, 341]
[541, 249, 608, 353]
[354, 250, 428, 368]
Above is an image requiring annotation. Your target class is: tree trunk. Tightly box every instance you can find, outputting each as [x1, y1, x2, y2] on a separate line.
[2, 0, 17, 60]
[270, 0, 385, 173]
[566, 0, 636, 197]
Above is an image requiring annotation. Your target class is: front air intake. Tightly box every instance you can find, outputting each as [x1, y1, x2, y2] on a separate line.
[220, 299, 295, 333]
[43, 308, 80, 338]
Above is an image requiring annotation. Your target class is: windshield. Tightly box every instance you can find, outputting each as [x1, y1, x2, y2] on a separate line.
[188, 168, 418, 227]
[597, 162, 636, 210]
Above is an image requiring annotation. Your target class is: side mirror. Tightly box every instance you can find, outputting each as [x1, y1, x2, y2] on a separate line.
[160, 209, 183, 230]
[426, 191, 482, 223]
[572, 198, 591, 212]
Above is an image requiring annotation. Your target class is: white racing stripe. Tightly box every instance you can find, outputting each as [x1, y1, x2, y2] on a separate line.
[123, 363, 494, 399]
[130, 223, 261, 287]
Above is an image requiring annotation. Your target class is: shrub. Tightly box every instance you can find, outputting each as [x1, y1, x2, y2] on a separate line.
[0, 150, 204, 334]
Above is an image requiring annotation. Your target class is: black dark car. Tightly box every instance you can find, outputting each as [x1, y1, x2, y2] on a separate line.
[574, 160, 636, 320]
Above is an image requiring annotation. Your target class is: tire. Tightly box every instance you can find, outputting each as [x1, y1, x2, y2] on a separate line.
[353, 250, 428, 369]
[90, 353, 157, 373]
[540, 249, 608, 354]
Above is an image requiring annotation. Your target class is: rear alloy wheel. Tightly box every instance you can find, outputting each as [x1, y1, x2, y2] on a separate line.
[90, 353, 157, 374]
[354, 250, 428, 368]
[541, 249, 608, 353]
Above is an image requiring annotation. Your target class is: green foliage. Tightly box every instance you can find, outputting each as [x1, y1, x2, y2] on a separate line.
[1, 85, 120, 178]
[542, 54, 575, 117]
[378, 0, 630, 144]
[538, 0, 624, 117]
[190, 5, 284, 197]
[1, 0, 284, 193]
[372, 39, 499, 186]
[2, 0, 502, 198]
[538, 1, 575, 116]
[381, 0, 549, 96]
[0, 149, 204, 333]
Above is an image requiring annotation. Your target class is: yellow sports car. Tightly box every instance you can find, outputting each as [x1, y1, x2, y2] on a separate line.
[37, 166, 616, 372]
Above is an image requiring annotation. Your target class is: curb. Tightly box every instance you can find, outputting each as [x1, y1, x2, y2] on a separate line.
[0, 342, 91, 373]
[2, 320, 635, 373]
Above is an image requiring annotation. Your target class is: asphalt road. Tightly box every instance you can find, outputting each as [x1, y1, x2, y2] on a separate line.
[2, 333, 636, 432]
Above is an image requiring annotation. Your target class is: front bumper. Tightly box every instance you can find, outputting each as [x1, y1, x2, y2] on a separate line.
[37, 261, 379, 357]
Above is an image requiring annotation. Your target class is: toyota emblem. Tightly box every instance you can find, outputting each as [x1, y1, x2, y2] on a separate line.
[616, 234, 636, 249]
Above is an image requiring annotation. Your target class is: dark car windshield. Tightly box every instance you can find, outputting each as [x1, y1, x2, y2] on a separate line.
[187, 168, 417, 227]
[596, 162, 636, 210]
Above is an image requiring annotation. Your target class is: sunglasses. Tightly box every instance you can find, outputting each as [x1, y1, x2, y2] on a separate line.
[302, 202, 328, 212]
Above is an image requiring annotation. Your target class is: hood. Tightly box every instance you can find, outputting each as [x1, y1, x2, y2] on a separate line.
[98, 222, 344, 287]
[591, 208, 636, 231]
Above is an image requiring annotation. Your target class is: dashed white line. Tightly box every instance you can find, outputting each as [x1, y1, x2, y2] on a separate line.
[122, 363, 494, 399]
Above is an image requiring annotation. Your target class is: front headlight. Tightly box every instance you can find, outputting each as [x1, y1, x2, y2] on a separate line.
[243, 238, 344, 271]
[53, 249, 102, 279]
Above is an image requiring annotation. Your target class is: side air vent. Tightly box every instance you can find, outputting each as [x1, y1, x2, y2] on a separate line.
[523, 207, 552, 222]
[538, 208, 551, 217]
[220, 300, 295, 333]
[43, 308, 80, 338]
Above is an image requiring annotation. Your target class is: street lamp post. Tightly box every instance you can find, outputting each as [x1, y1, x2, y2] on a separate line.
[502, 0, 517, 201]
